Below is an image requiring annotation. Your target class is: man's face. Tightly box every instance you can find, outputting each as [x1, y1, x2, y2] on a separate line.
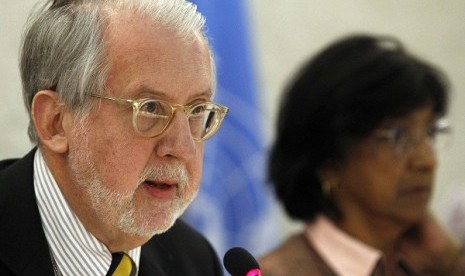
[67, 14, 213, 242]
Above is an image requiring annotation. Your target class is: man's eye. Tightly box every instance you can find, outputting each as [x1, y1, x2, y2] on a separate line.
[191, 105, 207, 115]
[144, 101, 158, 113]
[138, 101, 170, 119]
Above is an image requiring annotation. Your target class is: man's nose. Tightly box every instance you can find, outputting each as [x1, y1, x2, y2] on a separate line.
[154, 110, 197, 160]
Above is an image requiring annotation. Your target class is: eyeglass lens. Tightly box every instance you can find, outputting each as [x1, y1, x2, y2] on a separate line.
[135, 100, 223, 139]
[396, 122, 451, 154]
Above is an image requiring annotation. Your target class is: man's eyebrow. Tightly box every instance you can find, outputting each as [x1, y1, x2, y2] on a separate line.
[193, 90, 213, 99]
[132, 85, 213, 101]
[131, 85, 164, 98]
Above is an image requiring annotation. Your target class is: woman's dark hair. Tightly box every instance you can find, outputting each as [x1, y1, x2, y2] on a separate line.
[268, 34, 449, 222]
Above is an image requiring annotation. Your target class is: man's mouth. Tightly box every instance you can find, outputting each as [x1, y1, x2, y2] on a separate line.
[143, 180, 177, 199]
[145, 180, 172, 190]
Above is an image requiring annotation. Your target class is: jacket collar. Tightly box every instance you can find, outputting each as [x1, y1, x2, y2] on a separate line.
[0, 148, 55, 275]
[0, 149, 175, 276]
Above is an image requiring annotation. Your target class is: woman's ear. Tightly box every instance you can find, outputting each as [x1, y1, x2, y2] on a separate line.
[31, 90, 69, 154]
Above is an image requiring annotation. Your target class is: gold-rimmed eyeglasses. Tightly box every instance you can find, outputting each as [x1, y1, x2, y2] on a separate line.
[373, 118, 451, 157]
[89, 94, 229, 141]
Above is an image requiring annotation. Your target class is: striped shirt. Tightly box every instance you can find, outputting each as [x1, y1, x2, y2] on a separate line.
[34, 149, 141, 275]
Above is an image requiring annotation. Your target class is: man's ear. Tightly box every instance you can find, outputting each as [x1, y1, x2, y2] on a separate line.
[31, 90, 69, 154]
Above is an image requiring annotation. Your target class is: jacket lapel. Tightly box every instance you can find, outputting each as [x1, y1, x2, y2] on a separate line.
[139, 238, 173, 276]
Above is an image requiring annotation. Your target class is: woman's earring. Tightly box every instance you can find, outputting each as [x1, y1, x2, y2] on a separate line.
[322, 180, 332, 198]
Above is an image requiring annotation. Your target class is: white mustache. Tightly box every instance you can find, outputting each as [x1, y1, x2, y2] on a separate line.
[139, 162, 189, 189]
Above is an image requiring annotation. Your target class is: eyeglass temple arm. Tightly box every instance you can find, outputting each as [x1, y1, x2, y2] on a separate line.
[89, 94, 135, 105]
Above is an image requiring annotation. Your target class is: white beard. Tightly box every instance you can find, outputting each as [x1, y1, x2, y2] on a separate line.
[67, 118, 197, 238]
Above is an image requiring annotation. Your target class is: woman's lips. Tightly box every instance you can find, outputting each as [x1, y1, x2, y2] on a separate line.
[400, 184, 432, 199]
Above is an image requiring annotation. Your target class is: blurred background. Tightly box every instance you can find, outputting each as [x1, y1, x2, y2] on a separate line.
[1, 0, 465, 259]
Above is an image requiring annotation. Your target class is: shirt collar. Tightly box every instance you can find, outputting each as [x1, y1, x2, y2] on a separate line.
[34, 149, 141, 275]
[305, 215, 382, 276]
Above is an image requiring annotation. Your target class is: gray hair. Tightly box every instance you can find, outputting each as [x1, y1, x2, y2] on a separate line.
[20, 0, 215, 143]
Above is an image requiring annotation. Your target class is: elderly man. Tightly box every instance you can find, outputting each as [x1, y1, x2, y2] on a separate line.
[0, 0, 228, 275]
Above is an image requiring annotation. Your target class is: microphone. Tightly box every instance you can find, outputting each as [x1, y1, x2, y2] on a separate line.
[223, 247, 262, 276]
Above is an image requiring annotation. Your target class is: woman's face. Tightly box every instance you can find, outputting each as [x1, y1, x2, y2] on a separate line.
[329, 105, 439, 230]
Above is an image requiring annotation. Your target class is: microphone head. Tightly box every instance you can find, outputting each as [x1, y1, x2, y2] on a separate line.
[223, 247, 261, 276]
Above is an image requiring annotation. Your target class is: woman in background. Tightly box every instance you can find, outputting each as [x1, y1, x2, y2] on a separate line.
[259, 34, 465, 275]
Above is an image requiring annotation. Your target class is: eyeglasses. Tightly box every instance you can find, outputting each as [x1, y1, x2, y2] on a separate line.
[373, 118, 451, 157]
[89, 94, 229, 141]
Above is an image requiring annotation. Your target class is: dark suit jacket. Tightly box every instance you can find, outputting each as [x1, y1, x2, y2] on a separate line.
[0, 149, 224, 275]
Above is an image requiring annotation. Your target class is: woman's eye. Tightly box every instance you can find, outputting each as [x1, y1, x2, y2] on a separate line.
[427, 125, 438, 139]
[392, 127, 408, 143]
